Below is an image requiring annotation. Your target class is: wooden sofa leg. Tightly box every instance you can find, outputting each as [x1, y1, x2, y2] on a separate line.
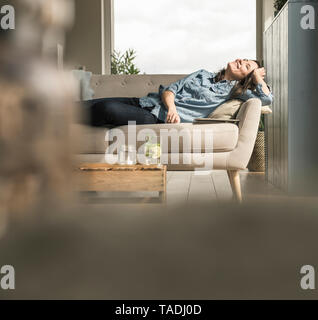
[227, 170, 242, 203]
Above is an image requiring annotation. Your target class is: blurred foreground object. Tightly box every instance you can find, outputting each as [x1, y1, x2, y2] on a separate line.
[0, 199, 318, 299]
[0, 0, 76, 235]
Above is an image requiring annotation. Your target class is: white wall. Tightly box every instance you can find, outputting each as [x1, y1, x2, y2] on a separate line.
[256, 0, 275, 62]
[64, 0, 113, 74]
[263, 0, 275, 31]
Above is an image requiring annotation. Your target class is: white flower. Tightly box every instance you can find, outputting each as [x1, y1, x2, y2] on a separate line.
[149, 145, 161, 159]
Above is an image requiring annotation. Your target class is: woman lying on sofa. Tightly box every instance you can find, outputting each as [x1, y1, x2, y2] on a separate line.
[83, 59, 273, 126]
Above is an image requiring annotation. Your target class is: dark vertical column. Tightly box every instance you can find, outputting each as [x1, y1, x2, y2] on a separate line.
[288, 0, 318, 195]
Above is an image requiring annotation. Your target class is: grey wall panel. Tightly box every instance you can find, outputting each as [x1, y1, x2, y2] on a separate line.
[264, 24, 274, 185]
[273, 17, 280, 188]
[265, 4, 289, 191]
[281, 6, 289, 191]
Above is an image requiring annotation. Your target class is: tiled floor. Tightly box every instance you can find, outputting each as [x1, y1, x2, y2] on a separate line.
[80, 170, 285, 205]
[166, 170, 284, 205]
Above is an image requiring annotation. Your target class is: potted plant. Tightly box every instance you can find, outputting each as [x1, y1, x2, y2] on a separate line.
[247, 115, 265, 172]
[111, 49, 140, 75]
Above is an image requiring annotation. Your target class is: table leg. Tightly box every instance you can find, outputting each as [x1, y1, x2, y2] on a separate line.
[159, 191, 166, 203]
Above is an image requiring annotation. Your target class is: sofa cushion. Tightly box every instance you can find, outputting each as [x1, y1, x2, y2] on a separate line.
[71, 70, 95, 101]
[72, 123, 238, 154]
[208, 99, 272, 119]
[90, 74, 186, 99]
[208, 99, 243, 120]
[108, 123, 238, 154]
[261, 105, 272, 114]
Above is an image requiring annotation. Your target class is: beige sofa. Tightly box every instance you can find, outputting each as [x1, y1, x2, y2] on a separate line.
[74, 74, 262, 201]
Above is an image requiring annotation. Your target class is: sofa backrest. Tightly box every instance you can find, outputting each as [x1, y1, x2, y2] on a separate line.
[90, 74, 186, 99]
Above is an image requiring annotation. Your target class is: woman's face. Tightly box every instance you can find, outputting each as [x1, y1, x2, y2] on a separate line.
[227, 59, 259, 80]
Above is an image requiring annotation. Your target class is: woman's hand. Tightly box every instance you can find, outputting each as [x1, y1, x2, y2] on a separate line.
[252, 67, 266, 82]
[166, 108, 181, 123]
[162, 90, 180, 123]
[251, 67, 271, 96]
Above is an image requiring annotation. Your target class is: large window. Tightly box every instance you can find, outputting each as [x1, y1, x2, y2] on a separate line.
[114, 0, 256, 74]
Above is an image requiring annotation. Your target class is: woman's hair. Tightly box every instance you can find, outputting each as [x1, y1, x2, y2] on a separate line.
[214, 60, 262, 98]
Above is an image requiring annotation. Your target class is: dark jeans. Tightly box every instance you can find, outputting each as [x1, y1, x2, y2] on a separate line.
[80, 97, 163, 127]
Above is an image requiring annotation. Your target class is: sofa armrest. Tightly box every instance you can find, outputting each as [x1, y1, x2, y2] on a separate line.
[227, 98, 262, 170]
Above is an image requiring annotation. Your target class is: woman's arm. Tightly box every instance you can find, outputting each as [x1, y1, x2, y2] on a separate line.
[162, 90, 180, 123]
[252, 68, 270, 95]
[239, 68, 273, 106]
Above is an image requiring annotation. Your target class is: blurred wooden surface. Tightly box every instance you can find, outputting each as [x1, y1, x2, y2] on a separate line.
[75, 163, 167, 202]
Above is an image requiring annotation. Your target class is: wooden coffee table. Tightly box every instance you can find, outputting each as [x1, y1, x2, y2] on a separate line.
[75, 163, 167, 203]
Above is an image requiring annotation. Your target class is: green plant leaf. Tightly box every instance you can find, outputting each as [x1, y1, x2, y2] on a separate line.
[274, 0, 287, 16]
[111, 48, 141, 75]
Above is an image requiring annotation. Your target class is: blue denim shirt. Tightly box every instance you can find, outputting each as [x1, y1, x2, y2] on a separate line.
[139, 69, 273, 123]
